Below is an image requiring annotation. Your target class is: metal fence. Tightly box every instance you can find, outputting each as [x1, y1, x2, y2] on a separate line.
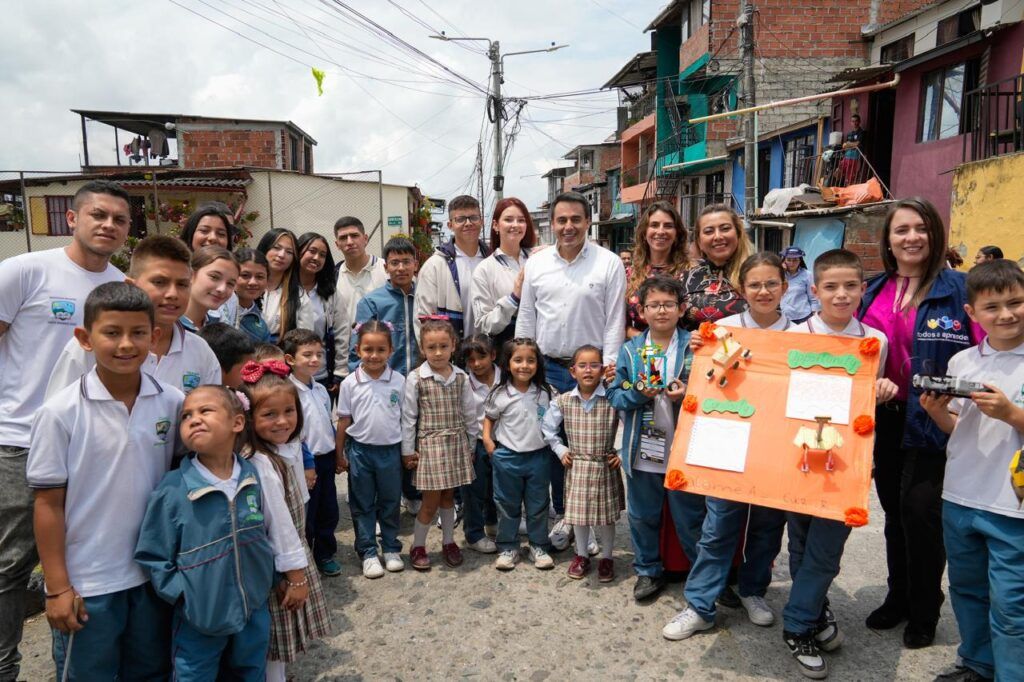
[0, 168, 395, 264]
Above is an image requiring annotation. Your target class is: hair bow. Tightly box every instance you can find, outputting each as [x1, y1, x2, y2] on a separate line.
[234, 390, 251, 411]
[240, 359, 291, 384]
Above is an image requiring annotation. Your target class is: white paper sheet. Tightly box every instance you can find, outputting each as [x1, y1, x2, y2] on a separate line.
[685, 416, 750, 473]
[785, 370, 853, 425]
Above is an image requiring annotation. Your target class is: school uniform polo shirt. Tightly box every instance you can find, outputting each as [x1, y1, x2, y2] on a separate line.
[290, 375, 335, 455]
[467, 366, 501, 427]
[27, 370, 184, 598]
[484, 384, 555, 452]
[790, 312, 888, 377]
[336, 366, 405, 446]
[718, 311, 792, 331]
[0, 248, 124, 448]
[944, 339, 1024, 519]
[46, 322, 221, 400]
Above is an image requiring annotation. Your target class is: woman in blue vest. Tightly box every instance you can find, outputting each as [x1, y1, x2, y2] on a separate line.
[858, 198, 981, 649]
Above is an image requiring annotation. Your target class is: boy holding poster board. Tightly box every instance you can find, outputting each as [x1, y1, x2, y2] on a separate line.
[782, 250, 894, 679]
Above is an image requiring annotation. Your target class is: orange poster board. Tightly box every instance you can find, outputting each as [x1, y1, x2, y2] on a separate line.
[664, 326, 880, 525]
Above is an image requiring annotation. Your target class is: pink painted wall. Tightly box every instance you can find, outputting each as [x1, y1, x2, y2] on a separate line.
[890, 24, 1024, 224]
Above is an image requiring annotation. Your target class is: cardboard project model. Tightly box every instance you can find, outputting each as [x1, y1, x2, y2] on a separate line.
[665, 325, 881, 525]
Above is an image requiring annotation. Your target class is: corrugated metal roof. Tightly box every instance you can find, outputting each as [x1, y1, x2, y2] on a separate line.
[119, 177, 251, 189]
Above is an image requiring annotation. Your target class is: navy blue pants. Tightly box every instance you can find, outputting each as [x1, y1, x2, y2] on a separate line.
[543, 357, 577, 516]
[305, 452, 339, 564]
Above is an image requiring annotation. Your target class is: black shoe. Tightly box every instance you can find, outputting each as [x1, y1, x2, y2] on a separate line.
[717, 584, 741, 609]
[814, 603, 844, 652]
[903, 623, 936, 649]
[783, 630, 828, 680]
[934, 666, 992, 681]
[633, 575, 666, 601]
[865, 598, 908, 630]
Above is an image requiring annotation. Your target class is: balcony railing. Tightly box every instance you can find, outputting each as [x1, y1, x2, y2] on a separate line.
[800, 147, 891, 197]
[680, 192, 742, 224]
[656, 126, 699, 162]
[963, 72, 1024, 164]
[622, 159, 656, 188]
[624, 88, 657, 128]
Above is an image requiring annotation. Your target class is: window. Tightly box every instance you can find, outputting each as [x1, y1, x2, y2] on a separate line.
[831, 101, 844, 136]
[303, 142, 313, 173]
[706, 171, 725, 203]
[289, 134, 300, 170]
[937, 5, 980, 46]
[701, 0, 710, 25]
[784, 133, 816, 186]
[880, 34, 914, 64]
[919, 60, 980, 141]
[680, 1, 690, 40]
[45, 196, 73, 236]
[580, 150, 595, 170]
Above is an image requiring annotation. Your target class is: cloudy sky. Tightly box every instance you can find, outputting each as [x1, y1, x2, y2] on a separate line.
[2, 0, 659, 211]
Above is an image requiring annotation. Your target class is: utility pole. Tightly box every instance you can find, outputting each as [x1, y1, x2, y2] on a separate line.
[476, 139, 485, 210]
[739, 1, 757, 215]
[431, 34, 567, 209]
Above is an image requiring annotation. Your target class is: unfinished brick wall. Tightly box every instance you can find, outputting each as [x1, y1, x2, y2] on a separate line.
[179, 128, 280, 169]
[598, 146, 621, 173]
[680, 22, 711, 73]
[842, 207, 888, 275]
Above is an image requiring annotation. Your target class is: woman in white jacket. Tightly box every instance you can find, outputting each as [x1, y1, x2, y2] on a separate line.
[470, 197, 537, 348]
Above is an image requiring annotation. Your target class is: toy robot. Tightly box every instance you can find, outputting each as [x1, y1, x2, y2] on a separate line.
[704, 326, 752, 388]
[620, 344, 684, 392]
[793, 416, 843, 473]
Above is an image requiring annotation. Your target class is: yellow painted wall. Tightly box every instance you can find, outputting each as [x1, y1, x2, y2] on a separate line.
[950, 152, 1024, 267]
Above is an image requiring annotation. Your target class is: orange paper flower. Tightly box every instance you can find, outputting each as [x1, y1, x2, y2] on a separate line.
[859, 337, 881, 356]
[844, 507, 869, 527]
[682, 395, 698, 413]
[699, 321, 718, 340]
[853, 415, 875, 435]
[666, 469, 688, 489]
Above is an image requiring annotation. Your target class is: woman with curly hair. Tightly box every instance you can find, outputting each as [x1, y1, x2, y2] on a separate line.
[624, 201, 692, 338]
[680, 204, 754, 330]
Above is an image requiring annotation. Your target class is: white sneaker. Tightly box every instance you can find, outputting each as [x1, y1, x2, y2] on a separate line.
[527, 545, 555, 570]
[549, 518, 572, 551]
[362, 556, 385, 579]
[467, 537, 498, 553]
[495, 549, 519, 571]
[383, 552, 404, 572]
[587, 537, 600, 556]
[662, 606, 714, 640]
[740, 594, 775, 626]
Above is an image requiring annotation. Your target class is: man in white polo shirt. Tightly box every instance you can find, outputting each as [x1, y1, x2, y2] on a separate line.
[515, 191, 626, 533]
[0, 180, 130, 682]
[333, 216, 388, 321]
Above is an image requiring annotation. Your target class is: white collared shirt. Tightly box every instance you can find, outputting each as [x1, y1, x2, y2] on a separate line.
[337, 366, 406, 445]
[485, 383, 556, 453]
[789, 312, 888, 377]
[541, 384, 607, 457]
[719, 310, 792, 331]
[290, 375, 335, 455]
[244, 453, 308, 572]
[515, 241, 626, 364]
[454, 244, 486, 338]
[46, 322, 221, 400]
[944, 339, 1024, 519]
[468, 366, 501, 428]
[400, 363, 479, 455]
[277, 441, 310, 504]
[0, 248, 124, 447]
[26, 369, 184, 598]
[337, 256, 388, 321]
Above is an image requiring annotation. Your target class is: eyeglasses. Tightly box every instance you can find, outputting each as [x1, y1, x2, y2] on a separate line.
[746, 280, 782, 292]
[643, 302, 679, 312]
[574, 362, 603, 370]
[451, 215, 483, 225]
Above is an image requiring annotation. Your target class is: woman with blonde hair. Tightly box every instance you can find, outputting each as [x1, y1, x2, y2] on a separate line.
[625, 201, 691, 338]
[681, 204, 753, 330]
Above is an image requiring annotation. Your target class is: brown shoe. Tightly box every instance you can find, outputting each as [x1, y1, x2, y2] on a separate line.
[567, 555, 591, 579]
[410, 546, 431, 571]
[598, 558, 615, 583]
[442, 542, 464, 567]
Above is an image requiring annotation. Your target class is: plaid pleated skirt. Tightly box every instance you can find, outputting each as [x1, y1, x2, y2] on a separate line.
[268, 465, 332, 663]
[413, 373, 474, 491]
[564, 453, 625, 526]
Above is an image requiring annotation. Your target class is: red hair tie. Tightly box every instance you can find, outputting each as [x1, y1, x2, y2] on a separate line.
[240, 360, 291, 384]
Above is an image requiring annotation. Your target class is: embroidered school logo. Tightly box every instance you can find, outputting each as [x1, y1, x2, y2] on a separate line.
[182, 372, 201, 392]
[1015, 385, 1024, 408]
[243, 492, 264, 523]
[389, 389, 400, 407]
[154, 419, 171, 444]
[50, 299, 75, 322]
[536, 405, 546, 420]
[927, 316, 962, 332]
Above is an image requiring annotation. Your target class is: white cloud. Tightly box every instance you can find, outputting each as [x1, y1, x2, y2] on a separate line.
[2, 0, 655, 211]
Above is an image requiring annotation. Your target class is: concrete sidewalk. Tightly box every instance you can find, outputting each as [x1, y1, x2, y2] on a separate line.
[18, 485, 960, 680]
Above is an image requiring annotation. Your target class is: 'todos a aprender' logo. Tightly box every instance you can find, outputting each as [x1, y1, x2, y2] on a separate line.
[926, 316, 963, 332]
[182, 372, 201, 392]
[155, 418, 171, 444]
[389, 389, 400, 407]
[50, 299, 76, 322]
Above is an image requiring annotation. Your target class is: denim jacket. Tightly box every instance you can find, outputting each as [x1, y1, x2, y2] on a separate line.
[349, 281, 418, 376]
[859, 268, 975, 451]
[607, 330, 692, 477]
[135, 454, 275, 636]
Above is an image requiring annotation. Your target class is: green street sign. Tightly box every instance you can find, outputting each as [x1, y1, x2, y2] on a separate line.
[387, 216, 402, 226]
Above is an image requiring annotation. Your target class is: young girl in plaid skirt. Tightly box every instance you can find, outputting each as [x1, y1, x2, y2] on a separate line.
[240, 360, 332, 681]
[482, 338, 558, 571]
[542, 344, 624, 583]
[400, 318, 480, 570]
